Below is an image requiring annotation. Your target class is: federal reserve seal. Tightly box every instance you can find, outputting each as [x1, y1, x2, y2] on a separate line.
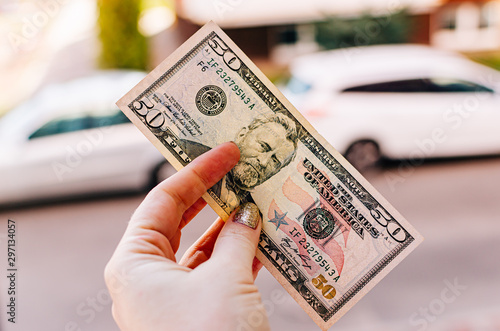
[195, 85, 227, 116]
[303, 208, 335, 240]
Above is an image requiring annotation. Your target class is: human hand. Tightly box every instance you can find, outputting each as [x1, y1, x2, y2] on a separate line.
[105, 142, 270, 331]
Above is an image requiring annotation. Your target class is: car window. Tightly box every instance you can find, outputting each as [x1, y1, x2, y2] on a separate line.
[90, 110, 130, 129]
[28, 116, 90, 139]
[429, 78, 493, 93]
[342, 78, 493, 93]
[28, 110, 130, 140]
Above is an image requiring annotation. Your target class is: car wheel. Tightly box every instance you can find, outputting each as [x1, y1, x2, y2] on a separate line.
[344, 140, 381, 171]
[152, 161, 177, 186]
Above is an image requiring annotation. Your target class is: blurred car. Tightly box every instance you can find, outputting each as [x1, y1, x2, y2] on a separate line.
[283, 45, 500, 169]
[0, 71, 173, 206]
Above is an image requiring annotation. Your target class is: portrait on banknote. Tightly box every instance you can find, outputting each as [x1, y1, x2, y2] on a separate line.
[179, 112, 299, 211]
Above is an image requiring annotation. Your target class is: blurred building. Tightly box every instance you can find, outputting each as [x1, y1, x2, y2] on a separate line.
[431, 0, 500, 52]
[172, 0, 500, 64]
[174, 0, 439, 65]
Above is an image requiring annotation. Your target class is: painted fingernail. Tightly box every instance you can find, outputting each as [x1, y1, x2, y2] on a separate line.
[233, 203, 260, 229]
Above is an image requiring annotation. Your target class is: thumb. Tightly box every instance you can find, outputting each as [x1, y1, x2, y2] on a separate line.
[210, 203, 262, 277]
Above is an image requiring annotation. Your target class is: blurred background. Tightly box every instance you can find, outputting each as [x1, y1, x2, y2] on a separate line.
[0, 0, 499, 330]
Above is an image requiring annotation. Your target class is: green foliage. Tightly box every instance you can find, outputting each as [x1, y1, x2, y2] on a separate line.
[141, 0, 174, 11]
[97, 0, 147, 70]
[315, 10, 410, 50]
[469, 54, 500, 71]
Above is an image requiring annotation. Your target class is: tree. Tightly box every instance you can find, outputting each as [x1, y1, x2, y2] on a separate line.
[315, 10, 410, 50]
[97, 0, 147, 70]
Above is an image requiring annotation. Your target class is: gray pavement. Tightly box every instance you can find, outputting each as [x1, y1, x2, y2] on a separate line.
[1, 156, 499, 331]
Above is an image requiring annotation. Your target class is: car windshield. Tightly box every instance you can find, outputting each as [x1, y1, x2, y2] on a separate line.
[287, 76, 312, 94]
[28, 109, 129, 140]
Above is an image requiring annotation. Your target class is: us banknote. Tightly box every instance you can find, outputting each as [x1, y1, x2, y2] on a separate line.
[117, 22, 423, 330]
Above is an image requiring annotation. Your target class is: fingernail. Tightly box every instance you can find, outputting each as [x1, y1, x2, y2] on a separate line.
[233, 203, 260, 229]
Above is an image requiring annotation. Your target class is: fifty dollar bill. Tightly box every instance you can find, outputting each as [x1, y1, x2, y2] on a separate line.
[117, 22, 423, 330]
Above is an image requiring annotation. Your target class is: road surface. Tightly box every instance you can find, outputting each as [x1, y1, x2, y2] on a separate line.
[1, 156, 499, 331]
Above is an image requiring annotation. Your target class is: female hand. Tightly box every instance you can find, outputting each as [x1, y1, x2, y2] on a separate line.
[105, 142, 269, 331]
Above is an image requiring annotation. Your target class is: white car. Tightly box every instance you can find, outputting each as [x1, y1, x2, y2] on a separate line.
[284, 45, 500, 169]
[0, 71, 172, 206]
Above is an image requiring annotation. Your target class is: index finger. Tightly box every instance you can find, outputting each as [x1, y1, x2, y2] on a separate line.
[132, 141, 240, 241]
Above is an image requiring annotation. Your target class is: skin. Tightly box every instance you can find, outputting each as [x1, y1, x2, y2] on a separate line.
[231, 122, 295, 190]
[105, 142, 269, 331]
